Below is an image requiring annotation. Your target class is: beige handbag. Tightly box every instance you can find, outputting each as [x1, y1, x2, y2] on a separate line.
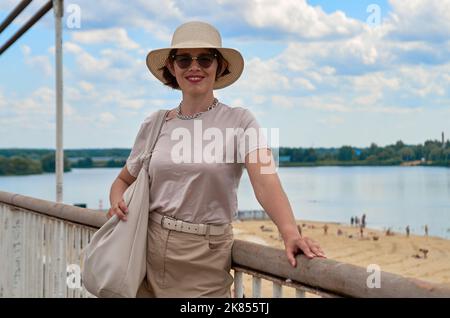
[82, 109, 169, 298]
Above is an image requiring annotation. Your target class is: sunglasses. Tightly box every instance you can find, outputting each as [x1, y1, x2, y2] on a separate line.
[171, 53, 217, 69]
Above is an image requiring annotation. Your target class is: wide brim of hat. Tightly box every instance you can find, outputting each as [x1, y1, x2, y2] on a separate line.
[146, 47, 244, 90]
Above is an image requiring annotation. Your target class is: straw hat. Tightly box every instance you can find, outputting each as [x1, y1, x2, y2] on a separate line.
[146, 21, 244, 90]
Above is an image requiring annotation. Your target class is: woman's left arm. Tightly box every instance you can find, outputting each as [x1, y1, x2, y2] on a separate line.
[245, 148, 326, 267]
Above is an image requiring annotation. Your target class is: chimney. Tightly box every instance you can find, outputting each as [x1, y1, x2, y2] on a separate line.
[443, 132, 445, 149]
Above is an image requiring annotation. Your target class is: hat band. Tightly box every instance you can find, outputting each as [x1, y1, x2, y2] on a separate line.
[171, 40, 221, 49]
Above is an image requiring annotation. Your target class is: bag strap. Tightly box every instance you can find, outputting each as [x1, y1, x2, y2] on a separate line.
[140, 109, 170, 171]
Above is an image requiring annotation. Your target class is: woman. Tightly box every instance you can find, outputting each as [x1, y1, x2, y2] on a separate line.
[107, 21, 325, 297]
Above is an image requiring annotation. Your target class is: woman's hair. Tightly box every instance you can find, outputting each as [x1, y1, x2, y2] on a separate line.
[159, 48, 230, 89]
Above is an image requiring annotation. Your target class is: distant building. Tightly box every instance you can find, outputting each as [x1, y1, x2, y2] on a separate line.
[279, 155, 291, 162]
[68, 156, 126, 163]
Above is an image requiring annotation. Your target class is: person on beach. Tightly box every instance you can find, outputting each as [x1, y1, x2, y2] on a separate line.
[106, 21, 326, 297]
[361, 213, 366, 228]
[424, 225, 428, 237]
[350, 216, 354, 226]
[406, 225, 410, 237]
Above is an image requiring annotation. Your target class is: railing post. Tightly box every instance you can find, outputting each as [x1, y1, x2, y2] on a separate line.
[24, 212, 31, 297]
[37, 214, 45, 297]
[252, 276, 261, 298]
[56, 220, 66, 297]
[234, 270, 244, 298]
[272, 282, 283, 298]
[81, 227, 91, 297]
[296, 289, 306, 298]
[74, 226, 81, 298]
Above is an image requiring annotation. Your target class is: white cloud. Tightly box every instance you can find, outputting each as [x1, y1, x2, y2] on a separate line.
[64, 103, 76, 116]
[0, 89, 6, 109]
[352, 73, 400, 91]
[119, 99, 146, 110]
[220, 0, 362, 39]
[230, 98, 245, 108]
[299, 96, 351, 113]
[317, 116, 345, 125]
[293, 78, 316, 91]
[271, 95, 294, 109]
[13, 87, 53, 114]
[99, 112, 116, 124]
[277, 32, 388, 76]
[239, 57, 290, 91]
[21, 45, 52, 76]
[396, 64, 449, 97]
[63, 42, 147, 83]
[386, 0, 450, 42]
[79, 81, 94, 92]
[61, 0, 182, 40]
[131, 19, 173, 42]
[71, 28, 140, 50]
[252, 95, 267, 105]
[64, 42, 110, 74]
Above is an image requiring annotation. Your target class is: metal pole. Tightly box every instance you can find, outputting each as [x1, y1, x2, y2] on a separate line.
[53, 0, 64, 203]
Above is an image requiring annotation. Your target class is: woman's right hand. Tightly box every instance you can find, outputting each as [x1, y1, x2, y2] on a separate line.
[107, 199, 129, 221]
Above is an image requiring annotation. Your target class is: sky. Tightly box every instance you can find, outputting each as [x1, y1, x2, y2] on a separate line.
[0, 0, 449, 149]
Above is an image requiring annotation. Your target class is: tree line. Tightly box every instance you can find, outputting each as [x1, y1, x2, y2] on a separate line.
[0, 149, 128, 176]
[0, 139, 449, 176]
[279, 139, 450, 166]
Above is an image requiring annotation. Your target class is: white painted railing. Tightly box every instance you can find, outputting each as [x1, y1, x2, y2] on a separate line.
[0, 203, 97, 297]
[1, 190, 450, 298]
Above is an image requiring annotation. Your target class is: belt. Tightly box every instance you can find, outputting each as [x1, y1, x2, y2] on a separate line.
[149, 212, 229, 236]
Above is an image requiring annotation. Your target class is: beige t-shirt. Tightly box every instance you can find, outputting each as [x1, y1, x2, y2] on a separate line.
[126, 102, 269, 224]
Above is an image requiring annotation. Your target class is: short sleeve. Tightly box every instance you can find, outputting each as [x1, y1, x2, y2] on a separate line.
[237, 108, 269, 163]
[126, 112, 158, 177]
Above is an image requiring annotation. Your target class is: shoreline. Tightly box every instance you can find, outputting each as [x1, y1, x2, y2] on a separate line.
[2, 162, 449, 177]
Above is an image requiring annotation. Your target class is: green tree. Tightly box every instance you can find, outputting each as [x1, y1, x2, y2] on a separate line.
[443, 149, 450, 162]
[0, 156, 42, 175]
[368, 143, 381, 156]
[376, 148, 395, 161]
[338, 146, 354, 161]
[394, 140, 405, 150]
[400, 147, 414, 161]
[291, 148, 304, 162]
[430, 148, 443, 161]
[414, 145, 424, 160]
[304, 148, 317, 162]
[358, 150, 369, 161]
[76, 157, 93, 168]
[41, 153, 71, 172]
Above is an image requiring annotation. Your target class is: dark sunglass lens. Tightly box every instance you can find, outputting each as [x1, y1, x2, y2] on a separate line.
[175, 55, 192, 68]
[197, 55, 214, 68]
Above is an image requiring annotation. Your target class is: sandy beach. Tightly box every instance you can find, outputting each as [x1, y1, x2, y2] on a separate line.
[231, 219, 450, 297]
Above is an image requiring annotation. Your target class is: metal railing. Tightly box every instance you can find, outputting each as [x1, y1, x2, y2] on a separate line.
[1, 190, 450, 298]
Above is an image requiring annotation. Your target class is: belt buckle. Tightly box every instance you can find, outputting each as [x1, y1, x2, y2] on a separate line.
[161, 215, 176, 229]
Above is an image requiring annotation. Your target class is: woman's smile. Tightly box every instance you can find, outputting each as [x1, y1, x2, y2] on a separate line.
[185, 75, 205, 84]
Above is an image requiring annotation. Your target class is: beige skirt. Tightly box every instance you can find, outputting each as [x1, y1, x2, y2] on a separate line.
[137, 217, 234, 298]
